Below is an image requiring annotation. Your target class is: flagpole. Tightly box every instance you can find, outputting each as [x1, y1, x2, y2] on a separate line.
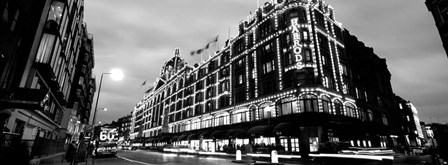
[200, 50, 204, 64]
[228, 27, 230, 41]
[217, 36, 220, 53]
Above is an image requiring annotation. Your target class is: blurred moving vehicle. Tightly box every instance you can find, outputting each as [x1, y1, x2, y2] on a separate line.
[95, 126, 118, 157]
[96, 142, 117, 156]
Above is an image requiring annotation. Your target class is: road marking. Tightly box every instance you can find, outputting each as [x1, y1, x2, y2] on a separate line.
[117, 156, 157, 165]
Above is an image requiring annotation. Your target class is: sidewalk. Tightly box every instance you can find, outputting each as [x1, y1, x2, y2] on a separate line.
[30, 152, 94, 165]
[29, 152, 65, 165]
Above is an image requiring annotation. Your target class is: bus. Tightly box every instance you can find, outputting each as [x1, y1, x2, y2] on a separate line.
[95, 126, 118, 157]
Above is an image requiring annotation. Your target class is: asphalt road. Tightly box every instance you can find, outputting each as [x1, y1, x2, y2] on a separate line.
[113, 150, 253, 165]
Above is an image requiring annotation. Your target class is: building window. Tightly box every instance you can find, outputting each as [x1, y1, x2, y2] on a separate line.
[334, 100, 343, 115]
[236, 58, 245, 70]
[321, 96, 331, 113]
[299, 95, 318, 112]
[219, 80, 229, 93]
[234, 39, 245, 55]
[317, 33, 329, 51]
[280, 138, 288, 152]
[367, 110, 374, 122]
[262, 60, 275, 74]
[377, 96, 383, 107]
[290, 7, 307, 23]
[309, 137, 319, 152]
[276, 98, 299, 116]
[238, 74, 244, 85]
[36, 34, 56, 63]
[302, 30, 309, 41]
[48, 1, 65, 24]
[10, 10, 19, 31]
[283, 52, 294, 66]
[382, 114, 388, 125]
[345, 104, 356, 117]
[364, 91, 368, 102]
[304, 49, 312, 63]
[231, 111, 249, 124]
[291, 138, 300, 152]
[259, 21, 272, 39]
[218, 95, 230, 108]
[341, 64, 348, 76]
[314, 11, 324, 28]
[2, 3, 8, 22]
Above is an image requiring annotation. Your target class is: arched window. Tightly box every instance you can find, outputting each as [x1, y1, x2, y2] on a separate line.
[367, 109, 374, 122]
[275, 97, 298, 116]
[345, 104, 356, 117]
[300, 94, 318, 112]
[194, 105, 203, 116]
[321, 96, 331, 113]
[249, 106, 257, 121]
[172, 83, 177, 93]
[205, 100, 215, 112]
[334, 100, 343, 115]
[259, 103, 275, 119]
[179, 78, 184, 89]
[358, 107, 366, 121]
[176, 101, 182, 111]
[195, 92, 203, 103]
[218, 95, 230, 108]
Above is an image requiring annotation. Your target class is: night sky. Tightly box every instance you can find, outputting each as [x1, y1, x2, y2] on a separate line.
[84, 0, 448, 125]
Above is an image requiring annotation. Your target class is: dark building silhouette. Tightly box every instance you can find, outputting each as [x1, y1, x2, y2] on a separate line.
[424, 123, 448, 160]
[0, 0, 94, 151]
[390, 96, 424, 147]
[129, 0, 423, 156]
[117, 113, 132, 141]
[63, 24, 96, 142]
[426, 0, 448, 57]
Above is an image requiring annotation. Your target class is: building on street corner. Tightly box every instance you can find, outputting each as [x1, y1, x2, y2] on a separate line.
[128, 0, 424, 156]
[0, 0, 94, 157]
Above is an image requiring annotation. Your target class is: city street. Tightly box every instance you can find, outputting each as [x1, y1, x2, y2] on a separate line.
[91, 150, 263, 165]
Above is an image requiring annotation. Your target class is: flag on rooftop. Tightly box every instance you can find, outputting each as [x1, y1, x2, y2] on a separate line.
[190, 35, 219, 56]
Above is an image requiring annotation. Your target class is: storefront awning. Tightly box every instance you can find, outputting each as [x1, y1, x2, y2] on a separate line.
[178, 134, 188, 141]
[187, 133, 199, 140]
[159, 136, 170, 142]
[170, 136, 178, 142]
[247, 125, 269, 136]
[211, 130, 227, 139]
[200, 131, 213, 139]
[145, 138, 153, 143]
[227, 128, 247, 138]
[273, 122, 298, 136]
[150, 138, 158, 143]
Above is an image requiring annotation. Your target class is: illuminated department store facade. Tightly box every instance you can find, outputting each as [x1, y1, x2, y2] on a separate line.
[130, 0, 401, 155]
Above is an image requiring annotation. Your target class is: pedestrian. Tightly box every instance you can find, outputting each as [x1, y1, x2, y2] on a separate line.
[65, 141, 77, 164]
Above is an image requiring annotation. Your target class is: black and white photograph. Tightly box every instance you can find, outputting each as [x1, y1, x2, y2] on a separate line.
[1, 0, 448, 164]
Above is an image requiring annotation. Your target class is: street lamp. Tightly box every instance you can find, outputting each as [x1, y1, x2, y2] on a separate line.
[91, 69, 123, 132]
[88, 69, 123, 165]
[265, 106, 273, 163]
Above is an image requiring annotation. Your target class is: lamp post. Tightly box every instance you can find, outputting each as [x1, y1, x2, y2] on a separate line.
[267, 107, 272, 163]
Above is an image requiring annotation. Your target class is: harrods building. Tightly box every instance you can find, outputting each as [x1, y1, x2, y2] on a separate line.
[130, 0, 416, 155]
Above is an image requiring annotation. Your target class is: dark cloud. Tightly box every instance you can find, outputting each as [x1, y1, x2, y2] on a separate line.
[85, 0, 448, 124]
